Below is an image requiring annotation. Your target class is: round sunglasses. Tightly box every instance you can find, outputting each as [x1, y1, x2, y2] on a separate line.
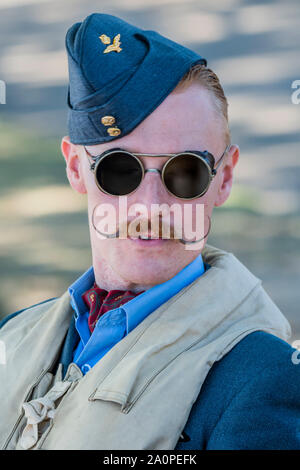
[84, 144, 231, 200]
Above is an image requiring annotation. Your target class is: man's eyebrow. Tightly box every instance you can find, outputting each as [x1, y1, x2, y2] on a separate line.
[133, 151, 175, 157]
[85, 146, 176, 158]
[85, 146, 129, 157]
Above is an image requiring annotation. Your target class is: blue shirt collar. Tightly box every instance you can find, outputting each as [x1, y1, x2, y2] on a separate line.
[69, 254, 205, 330]
[68, 266, 94, 319]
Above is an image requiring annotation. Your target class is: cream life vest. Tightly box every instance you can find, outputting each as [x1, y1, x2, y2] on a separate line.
[0, 244, 290, 450]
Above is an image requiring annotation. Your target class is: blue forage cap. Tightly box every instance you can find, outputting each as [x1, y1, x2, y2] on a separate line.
[65, 13, 207, 144]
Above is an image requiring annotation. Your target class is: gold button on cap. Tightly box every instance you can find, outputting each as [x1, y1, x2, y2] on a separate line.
[107, 127, 121, 137]
[101, 116, 116, 126]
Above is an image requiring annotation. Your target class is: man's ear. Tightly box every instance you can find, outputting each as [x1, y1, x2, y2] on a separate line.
[214, 144, 239, 207]
[61, 136, 87, 194]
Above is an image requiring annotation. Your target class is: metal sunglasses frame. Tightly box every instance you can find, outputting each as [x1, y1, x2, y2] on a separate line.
[84, 144, 231, 200]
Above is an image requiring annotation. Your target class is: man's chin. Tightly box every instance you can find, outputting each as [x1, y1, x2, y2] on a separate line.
[114, 259, 181, 289]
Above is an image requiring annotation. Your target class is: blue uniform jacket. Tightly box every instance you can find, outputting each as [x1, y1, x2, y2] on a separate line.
[1, 302, 300, 450]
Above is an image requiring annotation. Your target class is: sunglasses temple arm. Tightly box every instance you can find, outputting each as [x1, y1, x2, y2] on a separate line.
[213, 144, 231, 174]
[84, 146, 102, 171]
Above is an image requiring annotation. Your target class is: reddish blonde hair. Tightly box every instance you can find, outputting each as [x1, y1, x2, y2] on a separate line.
[174, 64, 231, 146]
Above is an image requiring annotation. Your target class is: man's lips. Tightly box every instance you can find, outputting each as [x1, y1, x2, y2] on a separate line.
[128, 238, 170, 246]
[129, 233, 169, 239]
[127, 232, 173, 246]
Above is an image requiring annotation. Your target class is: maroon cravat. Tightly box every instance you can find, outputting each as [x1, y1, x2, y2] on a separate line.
[82, 282, 145, 333]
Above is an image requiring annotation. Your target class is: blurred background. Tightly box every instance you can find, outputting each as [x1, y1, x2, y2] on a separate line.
[0, 0, 299, 341]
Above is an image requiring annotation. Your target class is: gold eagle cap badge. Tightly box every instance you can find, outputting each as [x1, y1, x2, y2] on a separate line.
[99, 33, 122, 54]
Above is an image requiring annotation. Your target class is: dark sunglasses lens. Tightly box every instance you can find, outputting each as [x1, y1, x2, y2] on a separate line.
[95, 152, 143, 196]
[163, 154, 210, 198]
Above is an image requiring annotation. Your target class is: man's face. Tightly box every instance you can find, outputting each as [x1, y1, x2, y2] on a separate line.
[62, 82, 239, 291]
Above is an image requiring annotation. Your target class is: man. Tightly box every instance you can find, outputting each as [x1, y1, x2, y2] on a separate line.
[0, 13, 299, 450]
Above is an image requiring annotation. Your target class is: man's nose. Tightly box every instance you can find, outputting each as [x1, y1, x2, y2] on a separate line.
[131, 168, 171, 207]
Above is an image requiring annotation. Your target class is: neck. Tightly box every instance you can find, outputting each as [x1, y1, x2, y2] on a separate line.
[92, 254, 154, 293]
